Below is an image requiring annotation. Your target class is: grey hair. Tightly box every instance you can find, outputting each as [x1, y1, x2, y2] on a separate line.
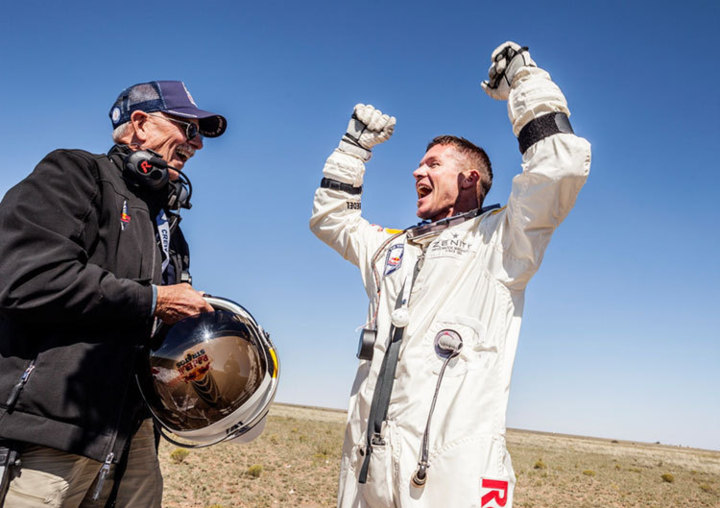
[112, 122, 131, 143]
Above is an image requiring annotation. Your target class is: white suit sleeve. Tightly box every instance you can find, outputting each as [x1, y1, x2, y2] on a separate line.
[310, 149, 394, 281]
[491, 66, 592, 289]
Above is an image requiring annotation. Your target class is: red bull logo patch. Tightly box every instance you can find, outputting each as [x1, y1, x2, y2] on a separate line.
[120, 200, 131, 230]
[176, 348, 212, 382]
[383, 244, 404, 276]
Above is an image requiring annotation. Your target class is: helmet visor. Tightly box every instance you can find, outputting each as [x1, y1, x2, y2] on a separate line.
[141, 310, 267, 431]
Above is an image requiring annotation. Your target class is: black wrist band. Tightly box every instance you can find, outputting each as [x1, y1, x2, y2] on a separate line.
[517, 112, 573, 154]
[321, 177, 362, 195]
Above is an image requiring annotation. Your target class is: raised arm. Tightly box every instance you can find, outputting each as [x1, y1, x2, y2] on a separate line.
[482, 42, 592, 289]
[310, 103, 397, 268]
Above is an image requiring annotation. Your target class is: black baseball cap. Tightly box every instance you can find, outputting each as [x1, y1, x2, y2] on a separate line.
[109, 80, 226, 137]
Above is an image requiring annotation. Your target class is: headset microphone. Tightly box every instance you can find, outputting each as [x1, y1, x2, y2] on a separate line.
[168, 174, 193, 211]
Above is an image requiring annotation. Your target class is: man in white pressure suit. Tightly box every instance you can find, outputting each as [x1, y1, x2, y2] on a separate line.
[310, 41, 591, 508]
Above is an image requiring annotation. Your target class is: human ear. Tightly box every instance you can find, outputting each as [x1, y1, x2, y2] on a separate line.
[460, 169, 480, 190]
[130, 111, 150, 142]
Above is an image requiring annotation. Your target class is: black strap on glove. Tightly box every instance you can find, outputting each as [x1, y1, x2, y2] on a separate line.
[487, 45, 530, 89]
[342, 112, 368, 147]
[517, 112, 574, 154]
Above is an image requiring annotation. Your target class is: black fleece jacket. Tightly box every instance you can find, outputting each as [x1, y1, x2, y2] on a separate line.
[0, 146, 189, 463]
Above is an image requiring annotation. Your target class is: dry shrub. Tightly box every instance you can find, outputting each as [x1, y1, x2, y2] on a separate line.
[246, 464, 263, 478]
[661, 473, 674, 483]
[583, 470, 596, 477]
[534, 459, 547, 470]
[169, 448, 190, 464]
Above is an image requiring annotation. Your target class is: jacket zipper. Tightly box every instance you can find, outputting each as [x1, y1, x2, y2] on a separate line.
[91, 338, 143, 501]
[91, 451, 114, 500]
[5, 360, 36, 410]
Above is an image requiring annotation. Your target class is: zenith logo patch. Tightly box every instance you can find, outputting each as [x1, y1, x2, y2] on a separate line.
[428, 236, 471, 258]
[120, 200, 131, 230]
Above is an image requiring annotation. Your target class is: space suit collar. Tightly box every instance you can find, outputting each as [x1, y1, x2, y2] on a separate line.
[406, 204, 500, 244]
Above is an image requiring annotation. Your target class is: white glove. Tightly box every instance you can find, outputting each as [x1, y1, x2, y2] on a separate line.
[481, 41, 536, 101]
[338, 104, 396, 161]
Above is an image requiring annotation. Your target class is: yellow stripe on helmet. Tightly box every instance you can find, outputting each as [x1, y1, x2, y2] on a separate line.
[269, 348, 279, 378]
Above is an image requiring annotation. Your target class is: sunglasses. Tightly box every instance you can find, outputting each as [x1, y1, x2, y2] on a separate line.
[149, 113, 200, 141]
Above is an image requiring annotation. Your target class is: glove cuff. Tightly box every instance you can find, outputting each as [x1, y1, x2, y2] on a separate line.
[323, 148, 366, 187]
[508, 67, 570, 137]
[505, 48, 536, 85]
[338, 138, 372, 162]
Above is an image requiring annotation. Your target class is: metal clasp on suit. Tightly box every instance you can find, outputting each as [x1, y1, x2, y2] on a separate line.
[371, 433, 385, 446]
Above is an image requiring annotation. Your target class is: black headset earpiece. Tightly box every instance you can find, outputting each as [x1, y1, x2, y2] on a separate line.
[113, 144, 192, 211]
[123, 149, 170, 190]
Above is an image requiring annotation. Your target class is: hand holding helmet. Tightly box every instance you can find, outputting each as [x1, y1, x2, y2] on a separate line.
[154, 283, 214, 324]
[481, 41, 536, 101]
[338, 104, 396, 162]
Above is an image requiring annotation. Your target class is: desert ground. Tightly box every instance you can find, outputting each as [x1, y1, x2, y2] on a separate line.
[159, 403, 720, 507]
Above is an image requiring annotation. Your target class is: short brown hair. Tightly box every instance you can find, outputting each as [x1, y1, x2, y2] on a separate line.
[426, 135, 493, 205]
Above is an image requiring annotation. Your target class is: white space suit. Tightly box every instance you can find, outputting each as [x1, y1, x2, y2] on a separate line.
[311, 63, 591, 507]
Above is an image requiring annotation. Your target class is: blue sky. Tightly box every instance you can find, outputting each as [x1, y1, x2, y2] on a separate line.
[1, 1, 718, 450]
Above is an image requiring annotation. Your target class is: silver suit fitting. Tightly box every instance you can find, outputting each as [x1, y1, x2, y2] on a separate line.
[411, 463, 428, 488]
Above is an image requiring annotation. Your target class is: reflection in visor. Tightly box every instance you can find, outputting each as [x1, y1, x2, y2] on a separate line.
[142, 310, 267, 431]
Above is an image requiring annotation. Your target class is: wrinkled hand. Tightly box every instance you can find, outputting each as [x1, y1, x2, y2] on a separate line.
[338, 103, 396, 161]
[481, 41, 536, 101]
[154, 283, 214, 324]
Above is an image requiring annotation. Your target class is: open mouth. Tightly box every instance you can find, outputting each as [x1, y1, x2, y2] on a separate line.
[416, 183, 432, 199]
[175, 145, 194, 163]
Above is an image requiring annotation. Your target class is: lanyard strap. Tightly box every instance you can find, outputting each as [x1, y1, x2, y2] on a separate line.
[358, 322, 404, 484]
[155, 209, 170, 274]
[358, 263, 413, 484]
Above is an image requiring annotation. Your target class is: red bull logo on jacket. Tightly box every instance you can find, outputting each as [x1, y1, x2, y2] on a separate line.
[120, 200, 131, 230]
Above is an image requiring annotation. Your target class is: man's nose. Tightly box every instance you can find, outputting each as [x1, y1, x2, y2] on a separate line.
[413, 165, 426, 179]
[189, 134, 204, 150]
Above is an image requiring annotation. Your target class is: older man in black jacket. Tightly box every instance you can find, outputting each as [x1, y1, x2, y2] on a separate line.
[0, 80, 224, 506]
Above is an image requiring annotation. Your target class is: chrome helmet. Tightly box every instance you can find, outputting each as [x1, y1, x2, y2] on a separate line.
[137, 296, 279, 447]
